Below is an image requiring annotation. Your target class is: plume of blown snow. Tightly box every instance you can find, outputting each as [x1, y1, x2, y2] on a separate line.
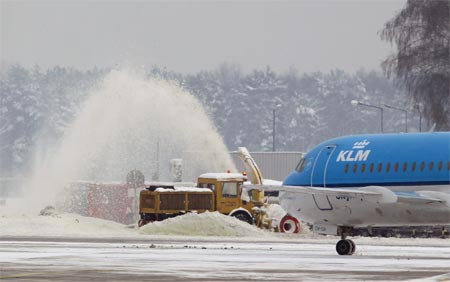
[14, 68, 236, 213]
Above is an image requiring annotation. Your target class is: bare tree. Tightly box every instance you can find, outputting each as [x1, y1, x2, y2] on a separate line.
[381, 0, 450, 130]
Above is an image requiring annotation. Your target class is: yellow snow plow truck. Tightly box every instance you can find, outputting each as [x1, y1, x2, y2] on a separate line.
[138, 172, 265, 226]
[138, 147, 300, 233]
[138, 147, 267, 227]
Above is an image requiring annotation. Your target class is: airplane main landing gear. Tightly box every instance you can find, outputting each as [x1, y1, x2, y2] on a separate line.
[336, 239, 355, 255]
[336, 226, 356, 255]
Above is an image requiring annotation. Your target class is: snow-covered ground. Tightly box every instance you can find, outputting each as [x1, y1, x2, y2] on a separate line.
[1, 210, 449, 281]
[1, 237, 449, 281]
[0, 210, 132, 238]
[0, 205, 296, 238]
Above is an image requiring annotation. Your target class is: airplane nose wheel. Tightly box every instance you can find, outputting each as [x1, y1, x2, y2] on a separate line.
[336, 239, 355, 255]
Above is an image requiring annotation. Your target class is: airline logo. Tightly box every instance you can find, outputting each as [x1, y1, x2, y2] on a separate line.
[352, 140, 370, 149]
[336, 139, 371, 162]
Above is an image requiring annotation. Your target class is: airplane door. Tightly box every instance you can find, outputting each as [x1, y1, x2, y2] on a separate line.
[310, 145, 337, 210]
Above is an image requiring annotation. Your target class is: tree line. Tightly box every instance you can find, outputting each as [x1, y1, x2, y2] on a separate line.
[1, 63, 415, 177]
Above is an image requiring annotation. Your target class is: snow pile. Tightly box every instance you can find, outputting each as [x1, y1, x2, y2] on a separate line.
[0, 205, 305, 238]
[0, 210, 133, 237]
[139, 211, 270, 237]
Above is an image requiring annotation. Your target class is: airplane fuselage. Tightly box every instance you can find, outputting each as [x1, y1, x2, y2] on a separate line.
[280, 132, 450, 229]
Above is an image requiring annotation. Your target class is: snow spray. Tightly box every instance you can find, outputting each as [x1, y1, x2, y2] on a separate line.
[17, 68, 236, 213]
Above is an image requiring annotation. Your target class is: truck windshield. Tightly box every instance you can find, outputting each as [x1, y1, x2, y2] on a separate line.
[295, 157, 306, 172]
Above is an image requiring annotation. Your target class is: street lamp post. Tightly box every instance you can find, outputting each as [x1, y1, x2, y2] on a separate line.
[272, 104, 282, 152]
[382, 104, 408, 133]
[272, 109, 275, 152]
[418, 111, 422, 132]
[414, 103, 423, 132]
[351, 100, 384, 133]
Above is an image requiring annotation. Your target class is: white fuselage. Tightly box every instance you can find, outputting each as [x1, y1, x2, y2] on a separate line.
[279, 185, 450, 228]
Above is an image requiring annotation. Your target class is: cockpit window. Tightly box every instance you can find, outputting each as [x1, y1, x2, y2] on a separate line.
[295, 157, 306, 172]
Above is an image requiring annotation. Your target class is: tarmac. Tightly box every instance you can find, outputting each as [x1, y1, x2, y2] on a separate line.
[1, 236, 449, 281]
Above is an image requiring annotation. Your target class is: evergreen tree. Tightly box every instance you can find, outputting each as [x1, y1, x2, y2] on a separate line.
[381, 0, 450, 130]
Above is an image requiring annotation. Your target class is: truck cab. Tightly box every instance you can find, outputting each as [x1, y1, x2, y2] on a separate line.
[197, 173, 265, 223]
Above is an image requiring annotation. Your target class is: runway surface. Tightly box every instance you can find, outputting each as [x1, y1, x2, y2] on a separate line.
[1, 236, 449, 281]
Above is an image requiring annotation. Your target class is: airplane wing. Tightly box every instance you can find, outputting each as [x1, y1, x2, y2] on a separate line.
[245, 184, 388, 202]
[244, 184, 448, 205]
[395, 191, 448, 205]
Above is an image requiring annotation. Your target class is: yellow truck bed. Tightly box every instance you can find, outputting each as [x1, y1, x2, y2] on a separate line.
[139, 188, 214, 214]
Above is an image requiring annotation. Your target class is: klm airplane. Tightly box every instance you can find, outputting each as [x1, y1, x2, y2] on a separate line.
[251, 132, 450, 255]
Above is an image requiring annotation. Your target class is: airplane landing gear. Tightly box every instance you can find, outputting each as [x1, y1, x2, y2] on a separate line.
[336, 226, 356, 255]
[336, 239, 355, 255]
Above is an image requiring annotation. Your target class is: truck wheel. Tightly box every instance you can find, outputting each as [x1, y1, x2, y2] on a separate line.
[280, 215, 300, 234]
[138, 219, 149, 227]
[231, 212, 253, 225]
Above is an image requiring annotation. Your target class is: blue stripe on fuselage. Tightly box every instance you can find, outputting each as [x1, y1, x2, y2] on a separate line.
[283, 132, 450, 187]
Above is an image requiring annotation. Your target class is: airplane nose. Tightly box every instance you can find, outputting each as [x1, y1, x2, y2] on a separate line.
[282, 172, 300, 186]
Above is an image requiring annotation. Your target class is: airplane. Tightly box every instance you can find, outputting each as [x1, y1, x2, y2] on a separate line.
[243, 132, 450, 255]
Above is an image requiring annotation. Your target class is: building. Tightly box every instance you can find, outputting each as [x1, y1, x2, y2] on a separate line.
[229, 151, 303, 181]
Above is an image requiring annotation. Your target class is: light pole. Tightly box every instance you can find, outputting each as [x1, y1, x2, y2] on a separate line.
[414, 103, 423, 132]
[272, 104, 282, 152]
[351, 100, 384, 133]
[382, 104, 408, 133]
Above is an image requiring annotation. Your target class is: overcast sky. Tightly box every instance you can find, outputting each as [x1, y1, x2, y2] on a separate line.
[1, 0, 405, 74]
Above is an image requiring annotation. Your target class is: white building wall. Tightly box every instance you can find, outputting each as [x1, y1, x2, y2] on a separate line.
[229, 151, 303, 181]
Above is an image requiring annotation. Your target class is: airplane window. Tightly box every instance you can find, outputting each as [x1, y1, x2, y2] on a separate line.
[295, 158, 306, 172]
[360, 163, 366, 173]
[394, 162, 399, 172]
[411, 162, 416, 172]
[429, 162, 434, 171]
[447, 161, 450, 171]
[438, 161, 443, 171]
[377, 163, 382, 172]
[386, 163, 391, 172]
[403, 162, 408, 172]
[369, 163, 374, 173]
[420, 162, 425, 172]
[352, 163, 357, 173]
[344, 164, 349, 173]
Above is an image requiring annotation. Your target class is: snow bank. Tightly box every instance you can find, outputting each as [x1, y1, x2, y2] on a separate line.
[139, 211, 270, 237]
[0, 209, 133, 237]
[0, 205, 306, 238]
[1, 209, 271, 238]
